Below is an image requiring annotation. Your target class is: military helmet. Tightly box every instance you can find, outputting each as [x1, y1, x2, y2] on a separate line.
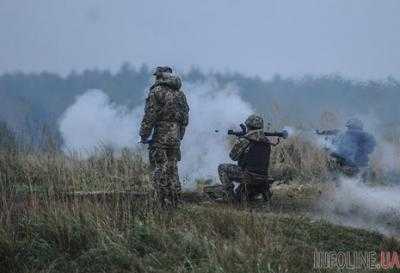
[245, 114, 264, 130]
[153, 66, 173, 76]
[346, 118, 363, 130]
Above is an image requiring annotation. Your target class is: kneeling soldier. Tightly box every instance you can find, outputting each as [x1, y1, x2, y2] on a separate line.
[218, 114, 273, 202]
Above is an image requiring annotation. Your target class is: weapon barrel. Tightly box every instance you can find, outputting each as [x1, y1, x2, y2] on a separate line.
[315, 129, 340, 136]
[227, 130, 245, 137]
[228, 129, 289, 139]
[264, 130, 288, 139]
[227, 124, 288, 139]
[227, 123, 247, 137]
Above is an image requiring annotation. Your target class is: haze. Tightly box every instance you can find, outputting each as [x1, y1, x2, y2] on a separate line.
[0, 0, 399, 79]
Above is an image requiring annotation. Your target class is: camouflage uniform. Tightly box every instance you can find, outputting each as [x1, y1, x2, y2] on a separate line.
[218, 115, 271, 200]
[140, 67, 189, 208]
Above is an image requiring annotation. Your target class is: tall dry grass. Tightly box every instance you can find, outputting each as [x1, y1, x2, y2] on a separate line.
[269, 136, 330, 183]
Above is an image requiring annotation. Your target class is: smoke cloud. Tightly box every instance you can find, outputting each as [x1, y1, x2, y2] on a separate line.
[180, 82, 252, 185]
[285, 123, 400, 235]
[283, 126, 338, 151]
[59, 90, 141, 151]
[319, 177, 400, 236]
[59, 81, 252, 188]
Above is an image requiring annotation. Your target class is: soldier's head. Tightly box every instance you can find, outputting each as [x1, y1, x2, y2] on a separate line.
[245, 115, 264, 130]
[345, 118, 363, 130]
[153, 66, 173, 80]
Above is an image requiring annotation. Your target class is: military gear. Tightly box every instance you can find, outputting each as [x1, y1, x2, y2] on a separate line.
[239, 141, 271, 175]
[230, 129, 271, 175]
[140, 70, 189, 209]
[245, 114, 264, 130]
[228, 119, 288, 139]
[345, 118, 363, 130]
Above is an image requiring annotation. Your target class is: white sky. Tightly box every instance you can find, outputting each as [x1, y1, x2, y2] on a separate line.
[0, 0, 399, 79]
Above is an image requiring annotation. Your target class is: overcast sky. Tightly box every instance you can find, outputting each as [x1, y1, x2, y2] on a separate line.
[0, 0, 399, 79]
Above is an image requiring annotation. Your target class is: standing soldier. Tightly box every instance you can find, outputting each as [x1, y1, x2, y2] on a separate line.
[140, 66, 189, 209]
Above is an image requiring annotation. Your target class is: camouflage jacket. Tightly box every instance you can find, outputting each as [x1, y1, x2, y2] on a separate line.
[140, 76, 189, 147]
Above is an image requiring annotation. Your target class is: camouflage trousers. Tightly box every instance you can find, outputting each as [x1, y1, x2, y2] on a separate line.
[149, 145, 181, 209]
[218, 163, 244, 195]
[218, 164, 272, 202]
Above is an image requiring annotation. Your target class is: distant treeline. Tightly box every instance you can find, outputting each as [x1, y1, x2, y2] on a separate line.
[0, 62, 399, 147]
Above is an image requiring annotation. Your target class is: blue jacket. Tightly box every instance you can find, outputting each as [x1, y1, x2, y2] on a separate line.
[335, 128, 376, 167]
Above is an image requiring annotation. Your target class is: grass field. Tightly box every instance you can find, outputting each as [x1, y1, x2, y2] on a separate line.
[1, 137, 400, 273]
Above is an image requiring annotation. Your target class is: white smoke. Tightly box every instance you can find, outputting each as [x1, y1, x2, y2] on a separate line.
[59, 81, 252, 188]
[320, 177, 400, 236]
[59, 90, 142, 151]
[283, 125, 337, 151]
[378, 142, 400, 172]
[180, 82, 252, 184]
[283, 123, 400, 235]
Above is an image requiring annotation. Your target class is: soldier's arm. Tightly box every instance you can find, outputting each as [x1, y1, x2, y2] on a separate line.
[179, 92, 190, 140]
[139, 88, 159, 141]
[229, 138, 250, 161]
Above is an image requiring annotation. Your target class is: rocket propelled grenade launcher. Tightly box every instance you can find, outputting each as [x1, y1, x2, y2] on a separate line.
[227, 123, 289, 139]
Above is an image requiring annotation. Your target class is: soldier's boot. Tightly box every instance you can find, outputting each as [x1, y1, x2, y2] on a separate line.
[156, 186, 174, 210]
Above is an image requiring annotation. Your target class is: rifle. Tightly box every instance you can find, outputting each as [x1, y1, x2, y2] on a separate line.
[315, 129, 340, 136]
[227, 123, 289, 139]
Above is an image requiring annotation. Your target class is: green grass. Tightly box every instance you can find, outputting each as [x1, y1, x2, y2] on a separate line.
[1, 201, 399, 273]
